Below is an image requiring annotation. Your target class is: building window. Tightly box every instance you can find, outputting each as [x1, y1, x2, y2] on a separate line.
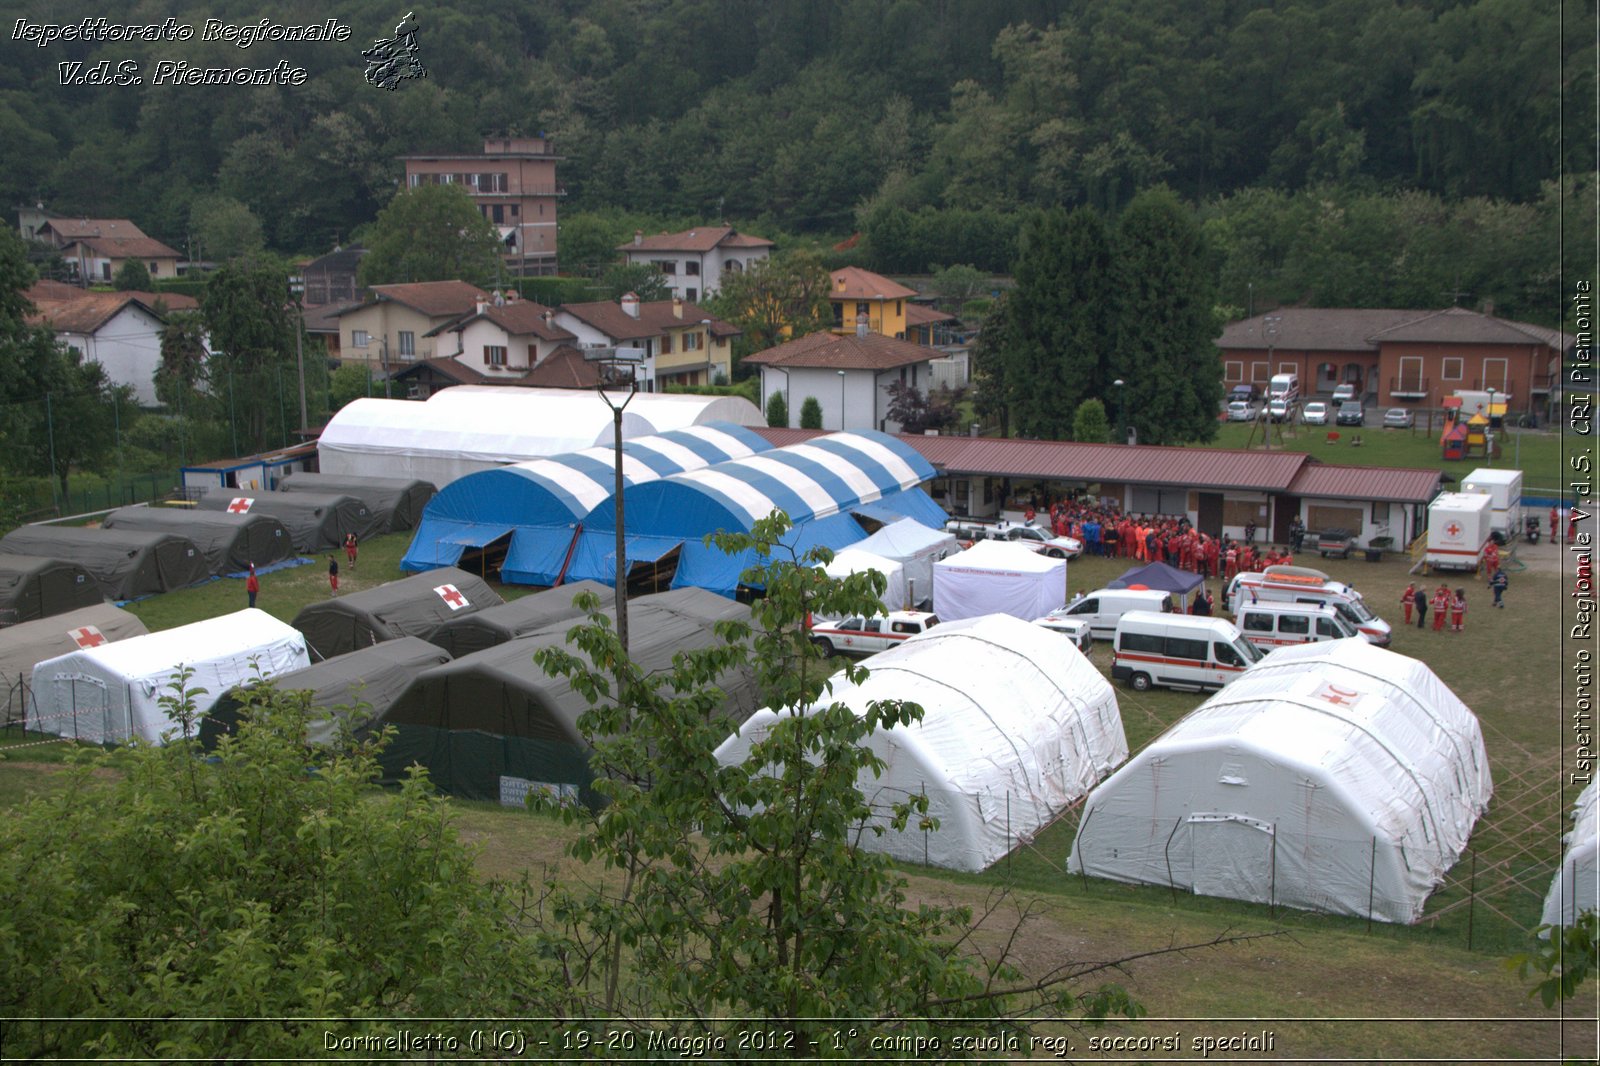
[510, 204, 518, 217]
[1251, 362, 1269, 383]
[1372, 501, 1391, 525]
[1441, 357, 1463, 381]
[398, 331, 415, 357]
[492, 205, 504, 224]
[896, 300, 902, 315]
[856, 301, 871, 320]
[653, 260, 677, 275]
[831, 302, 844, 328]
[1279, 362, 1295, 375]
[1224, 360, 1243, 382]
[352, 330, 370, 348]
[1481, 357, 1507, 393]
[685, 261, 699, 276]
[684, 331, 701, 351]
[148, 261, 158, 273]
[686, 288, 697, 302]
[661, 334, 674, 354]
[484, 345, 507, 366]
[1397, 356, 1424, 392]
[726, 258, 742, 273]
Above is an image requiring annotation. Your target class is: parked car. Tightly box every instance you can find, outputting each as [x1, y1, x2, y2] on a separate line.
[1003, 524, 1083, 558]
[1268, 398, 1291, 422]
[1331, 383, 1358, 404]
[1383, 407, 1415, 429]
[809, 610, 939, 657]
[1335, 401, 1365, 426]
[1032, 613, 1094, 654]
[1227, 400, 1259, 422]
[1228, 384, 1261, 405]
[1301, 401, 1329, 425]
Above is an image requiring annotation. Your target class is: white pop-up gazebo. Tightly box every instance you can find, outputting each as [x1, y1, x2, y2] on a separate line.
[1542, 780, 1598, 928]
[716, 614, 1127, 872]
[933, 540, 1066, 621]
[823, 548, 907, 613]
[29, 609, 309, 745]
[1068, 639, 1492, 923]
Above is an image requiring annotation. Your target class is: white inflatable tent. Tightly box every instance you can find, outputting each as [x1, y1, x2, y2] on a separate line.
[318, 387, 762, 488]
[716, 615, 1127, 873]
[1068, 639, 1492, 924]
[933, 539, 1066, 622]
[1542, 780, 1598, 927]
[849, 518, 959, 609]
[28, 608, 309, 745]
[824, 548, 907, 613]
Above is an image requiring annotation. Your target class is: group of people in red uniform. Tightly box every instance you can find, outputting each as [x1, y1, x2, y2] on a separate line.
[1401, 581, 1468, 631]
[1043, 498, 1293, 580]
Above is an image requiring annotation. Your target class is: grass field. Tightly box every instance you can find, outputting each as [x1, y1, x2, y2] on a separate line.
[0, 506, 1591, 1058]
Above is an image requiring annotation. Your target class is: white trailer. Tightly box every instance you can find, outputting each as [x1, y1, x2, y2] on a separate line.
[1460, 468, 1523, 542]
[1425, 492, 1494, 572]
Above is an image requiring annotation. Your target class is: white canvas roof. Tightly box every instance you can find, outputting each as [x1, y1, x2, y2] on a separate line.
[1543, 780, 1599, 927]
[1068, 639, 1492, 923]
[318, 387, 761, 487]
[824, 548, 906, 613]
[717, 614, 1126, 872]
[933, 540, 1067, 622]
[28, 608, 309, 745]
[851, 518, 959, 609]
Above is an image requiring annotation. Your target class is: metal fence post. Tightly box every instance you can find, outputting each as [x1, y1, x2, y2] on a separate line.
[1367, 836, 1377, 933]
[1467, 849, 1476, 950]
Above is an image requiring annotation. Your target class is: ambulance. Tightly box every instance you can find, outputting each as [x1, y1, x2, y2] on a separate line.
[1223, 565, 1392, 645]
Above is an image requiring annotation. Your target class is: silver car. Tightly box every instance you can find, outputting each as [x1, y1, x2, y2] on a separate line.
[1382, 407, 1415, 429]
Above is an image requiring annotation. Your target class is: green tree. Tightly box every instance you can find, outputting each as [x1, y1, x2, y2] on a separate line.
[0, 682, 562, 1058]
[970, 290, 1015, 437]
[1072, 397, 1111, 443]
[765, 389, 789, 427]
[357, 184, 504, 288]
[112, 259, 151, 291]
[1509, 912, 1599, 1008]
[1112, 188, 1222, 446]
[598, 261, 671, 302]
[799, 395, 823, 429]
[189, 194, 265, 261]
[929, 263, 989, 305]
[155, 310, 210, 411]
[706, 249, 832, 372]
[329, 362, 376, 411]
[201, 258, 297, 453]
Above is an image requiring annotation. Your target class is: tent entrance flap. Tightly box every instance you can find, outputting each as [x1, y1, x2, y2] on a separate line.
[1187, 814, 1274, 904]
[442, 526, 515, 578]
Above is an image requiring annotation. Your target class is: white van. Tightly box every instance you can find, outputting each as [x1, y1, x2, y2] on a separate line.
[1051, 587, 1173, 640]
[1234, 602, 1364, 651]
[1111, 612, 1263, 692]
[1268, 372, 1300, 404]
[1224, 566, 1392, 645]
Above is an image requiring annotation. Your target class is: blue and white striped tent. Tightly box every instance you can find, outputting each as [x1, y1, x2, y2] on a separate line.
[566, 431, 946, 595]
[400, 422, 772, 584]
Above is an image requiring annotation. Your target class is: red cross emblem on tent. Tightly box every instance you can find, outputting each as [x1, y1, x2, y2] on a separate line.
[434, 584, 469, 610]
[1314, 683, 1362, 707]
[227, 497, 254, 514]
[69, 625, 107, 648]
[1445, 521, 1461, 538]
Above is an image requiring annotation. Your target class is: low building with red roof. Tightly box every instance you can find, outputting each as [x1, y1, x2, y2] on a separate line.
[744, 329, 948, 433]
[333, 280, 490, 373]
[551, 293, 739, 389]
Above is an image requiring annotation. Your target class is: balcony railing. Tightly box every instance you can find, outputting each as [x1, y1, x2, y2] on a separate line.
[1390, 376, 1430, 397]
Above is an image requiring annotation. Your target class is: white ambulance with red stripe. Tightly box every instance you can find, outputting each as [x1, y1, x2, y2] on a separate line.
[1223, 565, 1392, 645]
[809, 610, 939, 657]
[1111, 612, 1262, 692]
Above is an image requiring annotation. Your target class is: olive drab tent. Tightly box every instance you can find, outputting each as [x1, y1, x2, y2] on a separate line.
[427, 580, 611, 658]
[276, 472, 437, 532]
[194, 490, 381, 553]
[29, 608, 309, 745]
[0, 555, 103, 625]
[0, 603, 148, 727]
[291, 567, 503, 660]
[0, 525, 209, 601]
[716, 614, 1127, 873]
[1068, 639, 1492, 924]
[102, 506, 294, 575]
[201, 636, 453, 750]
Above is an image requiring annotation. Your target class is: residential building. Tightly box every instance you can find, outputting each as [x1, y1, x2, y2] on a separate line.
[25, 283, 202, 405]
[298, 245, 367, 307]
[743, 328, 946, 433]
[400, 136, 563, 276]
[36, 217, 182, 282]
[334, 280, 488, 375]
[618, 226, 775, 302]
[1217, 307, 1571, 416]
[826, 266, 918, 339]
[551, 294, 739, 391]
[430, 297, 575, 377]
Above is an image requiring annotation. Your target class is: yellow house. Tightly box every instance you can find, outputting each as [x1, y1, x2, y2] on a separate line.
[334, 281, 489, 372]
[828, 266, 917, 339]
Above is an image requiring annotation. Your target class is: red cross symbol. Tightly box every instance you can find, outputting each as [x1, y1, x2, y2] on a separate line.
[227, 497, 254, 514]
[1316, 683, 1361, 707]
[434, 584, 469, 610]
[1445, 522, 1461, 538]
[70, 625, 107, 648]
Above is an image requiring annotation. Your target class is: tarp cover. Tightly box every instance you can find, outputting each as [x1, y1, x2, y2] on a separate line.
[291, 567, 504, 660]
[0, 603, 147, 726]
[1542, 780, 1599, 927]
[716, 615, 1127, 872]
[1108, 561, 1204, 599]
[317, 388, 763, 488]
[428, 580, 611, 658]
[0, 525, 209, 601]
[0, 554, 102, 624]
[1067, 639, 1493, 924]
[933, 540, 1067, 622]
[848, 518, 960, 610]
[377, 588, 758, 801]
[29, 608, 308, 745]
[103, 506, 295, 575]
[195, 490, 381, 553]
[823, 549, 907, 614]
[201, 636, 452, 750]
[277, 472, 438, 531]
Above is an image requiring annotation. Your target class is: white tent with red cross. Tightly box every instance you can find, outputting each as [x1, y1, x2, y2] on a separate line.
[1068, 639, 1492, 924]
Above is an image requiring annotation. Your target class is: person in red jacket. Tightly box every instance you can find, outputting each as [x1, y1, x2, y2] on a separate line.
[246, 563, 260, 609]
[1431, 585, 1450, 631]
[1401, 582, 1416, 626]
[1450, 588, 1467, 632]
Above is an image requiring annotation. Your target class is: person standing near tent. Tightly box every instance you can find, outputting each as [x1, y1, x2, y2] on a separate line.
[345, 532, 359, 570]
[1401, 582, 1416, 626]
[328, 555, 340, 595]
[1413, 584, 1429, 629]
[246, 563, 260, 609]
[1450, 588, 1467, 632]
[1490, 568, 1509, 608]
[1431, 585, 1450, 632]
[1483, 540, 1500, 582]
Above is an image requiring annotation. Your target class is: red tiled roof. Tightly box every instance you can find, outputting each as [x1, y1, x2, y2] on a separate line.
[69, 235, 182, 260]
[557, 299, 738, 341]
[743, 330, 939, 371]
[39, 218, 148, 241]
[368, 280, 490, 318]
[524, 345, 602, 388]
[1286, 463, 1441, 503]
[121, 290, 198, 311]
[905, 303, 957, 326]
[391, 356, 496, 386]
[1369, 306, 1569, 347]
[1219, 306, 1573, 353]
[24, 280, 85, 304]
[440, 299, 575, 342]
[829, 266, 917, 301]
[28, 292, 164, 334]
[618, 226, 774, 253]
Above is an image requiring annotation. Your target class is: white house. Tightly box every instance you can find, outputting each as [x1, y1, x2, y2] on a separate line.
[26, 288, 197, 406]
[617, 226, 775, 302]
[743, 328, 946, 433]
[550, 294, 739, 391]
[427, 295, 577, 382]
